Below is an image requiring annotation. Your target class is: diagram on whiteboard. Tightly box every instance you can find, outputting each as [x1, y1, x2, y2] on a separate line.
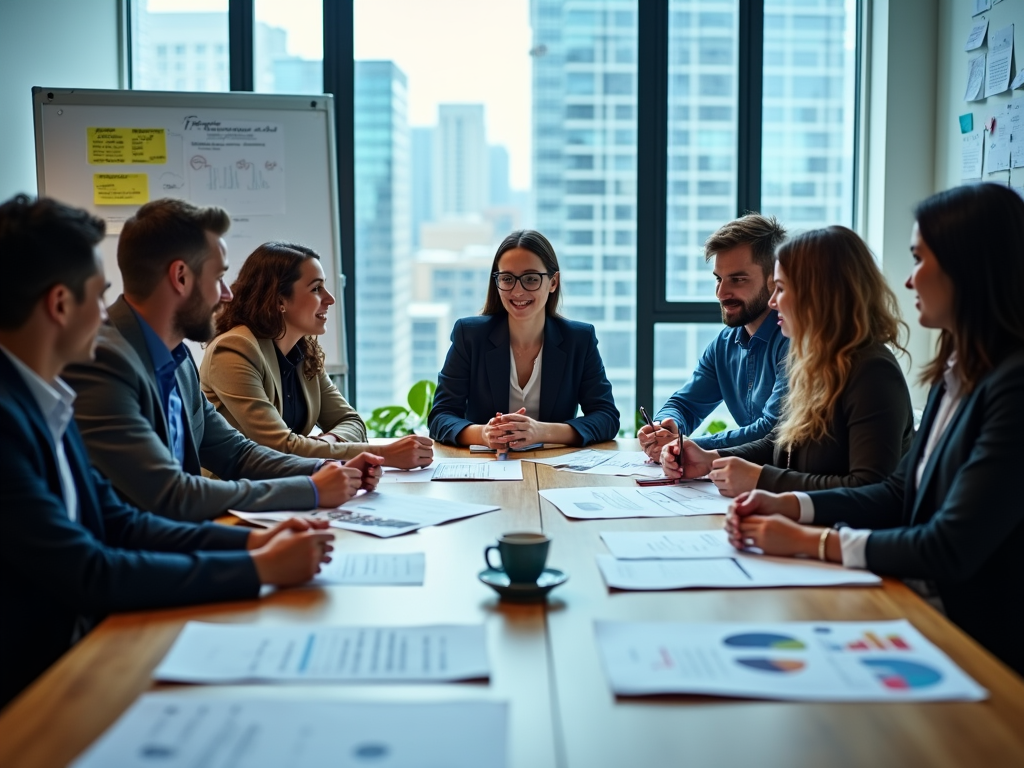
[182, 115, 285, 215]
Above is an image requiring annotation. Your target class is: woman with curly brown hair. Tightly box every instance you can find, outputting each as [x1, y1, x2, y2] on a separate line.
[662, 225, 914, 497]
[200, 242, 432, 468]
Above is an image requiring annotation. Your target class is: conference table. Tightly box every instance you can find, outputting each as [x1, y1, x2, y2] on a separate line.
[2, 440, 1023, 768]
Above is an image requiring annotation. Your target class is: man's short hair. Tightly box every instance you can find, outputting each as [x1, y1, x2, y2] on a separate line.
[704, 213, 787, 277]
[0, 194, 105, 330]
[118, 198, 230, 299]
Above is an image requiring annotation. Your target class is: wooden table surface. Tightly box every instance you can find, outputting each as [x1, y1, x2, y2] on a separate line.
[1, 440, 1023, 768]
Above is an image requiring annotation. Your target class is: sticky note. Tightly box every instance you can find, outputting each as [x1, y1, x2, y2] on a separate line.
[93, 174, 149, 205]
[88, 128, 167, 164]
[959, 113, 974, 134]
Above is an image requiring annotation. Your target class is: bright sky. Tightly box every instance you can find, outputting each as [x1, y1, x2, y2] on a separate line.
[148, 0, 533, 189]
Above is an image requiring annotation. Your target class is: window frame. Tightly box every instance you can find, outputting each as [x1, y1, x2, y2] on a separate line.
[175, 0, 859, 410]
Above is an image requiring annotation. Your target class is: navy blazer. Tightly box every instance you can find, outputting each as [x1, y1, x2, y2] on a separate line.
[428, 314, 620, 446]
[0, 352, 260, 709]
[810, 350, 1024, 675]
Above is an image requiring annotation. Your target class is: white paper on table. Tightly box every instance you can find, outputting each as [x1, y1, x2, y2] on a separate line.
[527, 449, 665, 477]
[595, 552, 881, 590]
[539, 484, 729, 520]
[1012, 68, 1024, 90]
[1007, 100, 1024, 168]
[973, 0, 992, 14]
[71, 694, 508, 768]
[380, 457, 499, 483]
[985, 24, 1014, 98]
[594, 619, 987, 702]
[984, 116, 1012, 174]
[964, 17, 988, 51]
[431, 459, 523, 481]
[526, 448, 612, 469]
[313, 552, 425, 585]
[962, 131, 984, 179]
[154, 622, 490, 683]
[965, 54, 986, 101]
[184, 118, 285, 215]
[231, 492, 498, 538]
[601, 529, 738, 560]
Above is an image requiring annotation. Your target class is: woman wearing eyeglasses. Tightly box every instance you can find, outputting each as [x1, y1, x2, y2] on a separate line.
[428, 230, 620, 449]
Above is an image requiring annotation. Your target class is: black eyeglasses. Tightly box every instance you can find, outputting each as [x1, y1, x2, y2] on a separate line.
[492, 271, 554, 292]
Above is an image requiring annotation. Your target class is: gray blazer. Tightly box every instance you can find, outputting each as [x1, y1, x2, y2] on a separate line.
[63, 296, 320, 521]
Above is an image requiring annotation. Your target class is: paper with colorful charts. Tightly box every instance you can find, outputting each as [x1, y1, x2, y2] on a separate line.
[594, 619, 987, 702]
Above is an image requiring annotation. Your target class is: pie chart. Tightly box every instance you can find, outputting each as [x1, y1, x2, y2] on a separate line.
[736, 657, 806, 674]
[862, 659, 943, 690]
[724, 633, 806, 650]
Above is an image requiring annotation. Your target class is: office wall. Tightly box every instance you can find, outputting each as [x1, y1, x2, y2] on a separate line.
[936, 0, 1024, 191]
[0, 0, 122, 200]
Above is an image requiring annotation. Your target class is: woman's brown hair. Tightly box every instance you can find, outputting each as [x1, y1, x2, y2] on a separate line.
[481, 230, 562, 317]
[914, 183, 1024, 393]
[775, 226, 908, 450]
[214, 242, 325, 380]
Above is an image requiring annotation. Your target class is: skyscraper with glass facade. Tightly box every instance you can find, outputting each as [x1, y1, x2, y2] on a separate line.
[530, 0, 852, 431]
[354, 60, 412, 410]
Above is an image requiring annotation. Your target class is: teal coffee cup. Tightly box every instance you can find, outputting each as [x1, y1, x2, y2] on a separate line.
[484, 532, 550, 584]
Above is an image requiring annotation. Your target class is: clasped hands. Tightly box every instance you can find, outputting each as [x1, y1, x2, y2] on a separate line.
[657, 433, 763, 498]
[724, 490, 831, 560]
[481, 408, 543, 450]
[310, 451, 383, 507]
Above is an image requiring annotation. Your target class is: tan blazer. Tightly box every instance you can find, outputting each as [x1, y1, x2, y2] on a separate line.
[200, 325, 371, 460]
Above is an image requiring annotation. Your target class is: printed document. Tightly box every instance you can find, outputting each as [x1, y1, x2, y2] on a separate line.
[600, 529, 737, 559]
[231, 492, 498, 538]
[985, 24, 1014, 97]
[154, 622, 490, 683]
[595, 553, 881, 590]
[381, 458, 523, 483]
[72, 695, 508, 768]
[527, 449, 665, 477]
[314, 552, 425, 585]
[962, 131, 984, 179]
[539, 484, 729, 519]
[965, 54, 986, 101]
[594, 619, 986, 702]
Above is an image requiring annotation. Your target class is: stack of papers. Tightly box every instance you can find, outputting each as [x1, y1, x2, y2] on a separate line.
[382, 458, 524, 483]
[72, 695, 508, 768]
[596, 530, 881, 590]
[232, 491, 498, 537]
[154, 622, 490, 683]
[595, 619, 986, 702]
[539, 484, 729, 519]
[528, 449, 665, 478]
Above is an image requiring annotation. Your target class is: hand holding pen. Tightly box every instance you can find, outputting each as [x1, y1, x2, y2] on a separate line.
[636, 406, 680, 462]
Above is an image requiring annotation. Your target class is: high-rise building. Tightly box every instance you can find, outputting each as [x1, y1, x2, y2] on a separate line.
[131, 11, 230, 92]
[354, 60, 412, 410]
[410, 127, 435, 247]
[530, 0, 852, 430]
[434, 104, 489, 218]
[488, 145, 512, 207]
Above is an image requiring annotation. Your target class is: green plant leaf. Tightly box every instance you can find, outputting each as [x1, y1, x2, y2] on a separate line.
[367, 405, 410, 438]
[406, 379, 437, 421]
[705, 419, 727, 435]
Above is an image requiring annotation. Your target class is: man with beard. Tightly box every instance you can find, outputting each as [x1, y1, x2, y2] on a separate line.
[639, 214, 790, 460]
[63, 198, 381, 522]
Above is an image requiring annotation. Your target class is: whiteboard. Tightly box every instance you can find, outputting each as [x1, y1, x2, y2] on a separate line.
[32, 87, 347, 381]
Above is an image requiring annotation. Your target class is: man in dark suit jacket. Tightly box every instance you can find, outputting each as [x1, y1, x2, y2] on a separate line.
[62, 198, 381, 522]
[0, 195, 336, 709]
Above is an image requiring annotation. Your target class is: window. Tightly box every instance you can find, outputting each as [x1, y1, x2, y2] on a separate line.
[255, 0, 324, 94]
[130, 0, 228, 92]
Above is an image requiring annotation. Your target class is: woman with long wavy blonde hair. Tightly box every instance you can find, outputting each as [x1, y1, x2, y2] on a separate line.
[662, 225, 915, 497]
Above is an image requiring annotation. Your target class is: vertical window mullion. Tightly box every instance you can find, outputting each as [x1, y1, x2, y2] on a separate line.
[736, 0, 763, 216]
[228, 0, 254, 91]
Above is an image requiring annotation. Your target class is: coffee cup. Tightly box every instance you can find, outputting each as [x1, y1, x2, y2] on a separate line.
[484, 531, 550, 584]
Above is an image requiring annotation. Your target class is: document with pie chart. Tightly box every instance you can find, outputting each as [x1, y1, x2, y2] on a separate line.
[594, 619, 987, 702]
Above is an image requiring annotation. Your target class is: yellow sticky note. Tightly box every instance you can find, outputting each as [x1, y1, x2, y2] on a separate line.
[88, 127, 166, 164]
[93, 173, 149, 205]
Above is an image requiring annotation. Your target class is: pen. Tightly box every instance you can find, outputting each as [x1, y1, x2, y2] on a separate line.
[639, 405, 654, 427]
[495, 411, 508, 460]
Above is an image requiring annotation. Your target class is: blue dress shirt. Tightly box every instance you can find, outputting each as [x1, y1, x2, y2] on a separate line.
[654, 310, 789, 449]
[131, 308, 188, 465]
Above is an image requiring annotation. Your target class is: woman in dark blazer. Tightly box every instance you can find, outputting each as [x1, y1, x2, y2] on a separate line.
[662, 226, 914, 496]
[428, 230, 619, 448]
[725, 183, 1024, 675]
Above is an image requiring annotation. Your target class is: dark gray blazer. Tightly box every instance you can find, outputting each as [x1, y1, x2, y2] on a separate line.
[63, 297, 321, 522]
[809, 350, 1024, 675]
[718, 342, 914, 492]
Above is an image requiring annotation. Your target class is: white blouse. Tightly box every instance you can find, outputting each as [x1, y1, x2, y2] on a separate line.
[508, 347, 543, 419]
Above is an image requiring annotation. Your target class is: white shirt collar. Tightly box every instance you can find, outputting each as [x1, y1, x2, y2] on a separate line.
[0, 345, 76, 441]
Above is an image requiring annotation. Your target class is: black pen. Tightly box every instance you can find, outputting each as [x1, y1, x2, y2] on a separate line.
[639, 405, 654, 428]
